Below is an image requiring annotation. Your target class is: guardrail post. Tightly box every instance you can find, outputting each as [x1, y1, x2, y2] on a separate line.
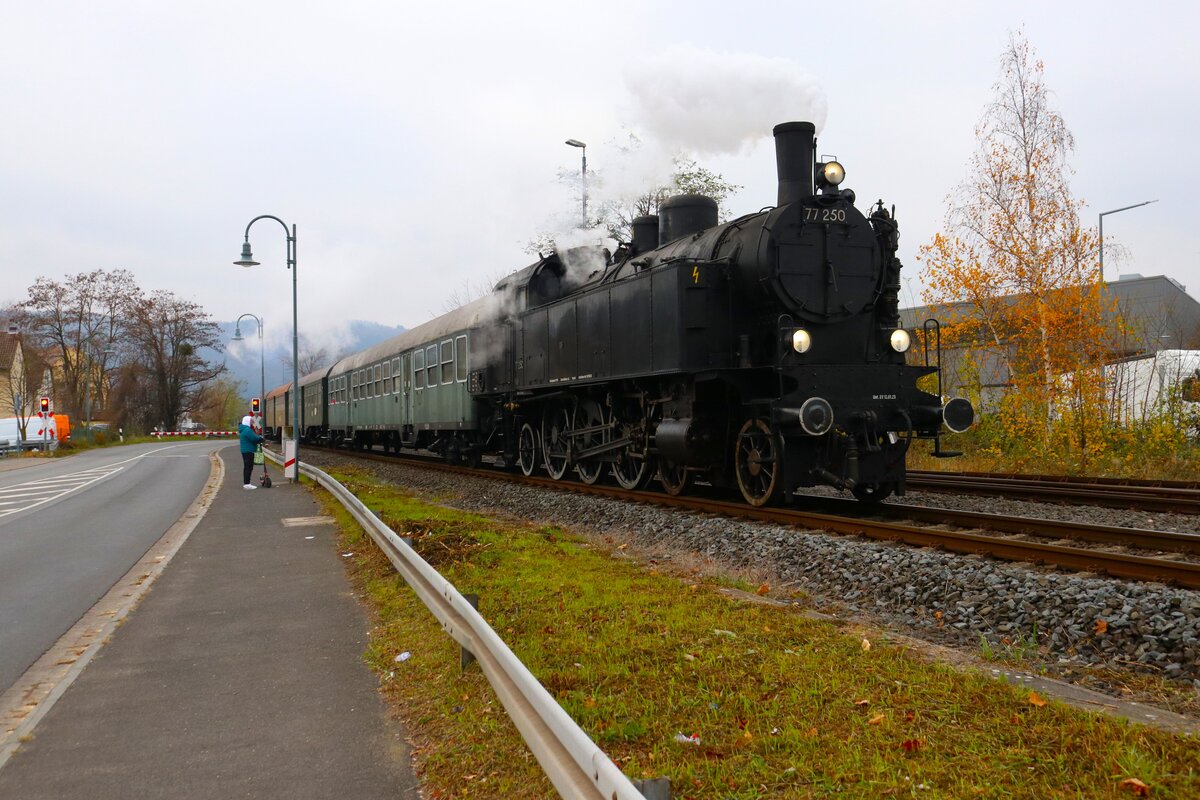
[634, 777, 672, 799]
[460, 593, 479, 671]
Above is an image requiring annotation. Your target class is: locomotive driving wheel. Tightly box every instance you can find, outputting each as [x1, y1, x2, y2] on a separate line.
[612, 418, 651, 490]
[541, 406, 572, 480]
[735, 417, 782, 507]
[517, 422, 539, 477]
[657, 460, 690, 496]
[573, 399, 607, 485]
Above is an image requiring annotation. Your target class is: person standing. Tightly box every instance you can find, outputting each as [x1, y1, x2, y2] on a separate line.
[238, 414, 265, 489]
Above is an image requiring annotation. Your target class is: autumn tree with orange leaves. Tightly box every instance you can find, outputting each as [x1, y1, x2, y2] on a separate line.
[919, 32, 1109, 469]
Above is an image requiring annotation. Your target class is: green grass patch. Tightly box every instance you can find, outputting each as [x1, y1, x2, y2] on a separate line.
[316, 466, 1200, 798]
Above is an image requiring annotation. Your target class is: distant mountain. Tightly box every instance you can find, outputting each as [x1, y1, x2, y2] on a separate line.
[211, 319, 406, 398]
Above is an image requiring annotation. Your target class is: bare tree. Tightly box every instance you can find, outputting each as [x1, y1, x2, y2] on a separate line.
[122, 290, 225, 429]
[18, 269, 137, 420]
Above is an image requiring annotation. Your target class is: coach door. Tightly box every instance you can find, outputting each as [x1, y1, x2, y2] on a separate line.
[401, 352, 413, 441]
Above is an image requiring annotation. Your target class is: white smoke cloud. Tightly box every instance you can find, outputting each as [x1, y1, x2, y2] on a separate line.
[623, 46, 828, 156]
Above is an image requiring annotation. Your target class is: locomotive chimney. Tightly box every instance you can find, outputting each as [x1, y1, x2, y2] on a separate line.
[773, 121, 816, 206]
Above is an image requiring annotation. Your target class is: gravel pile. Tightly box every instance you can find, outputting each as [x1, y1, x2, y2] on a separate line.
[310, 452, 1200, 685]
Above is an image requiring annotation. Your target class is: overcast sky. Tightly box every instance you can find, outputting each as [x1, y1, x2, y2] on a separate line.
[3, 1, 1196, 358]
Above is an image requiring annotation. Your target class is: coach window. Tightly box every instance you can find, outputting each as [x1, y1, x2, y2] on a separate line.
[439, 340, 452, 385]
[455, 335, 467, 382]
[374, 364, 382, 396]
[391, 358, 401, 393]
[351, 372, 358, 401]
[414, 350, 425, 389]
[426, 345, 437, 387]
[382, 361, 392, 395]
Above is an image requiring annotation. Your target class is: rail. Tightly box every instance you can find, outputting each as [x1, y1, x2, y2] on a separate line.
[263, 449, 651, 800]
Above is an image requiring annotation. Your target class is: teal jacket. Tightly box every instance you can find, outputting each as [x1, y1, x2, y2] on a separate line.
[239, 424, 265, 453]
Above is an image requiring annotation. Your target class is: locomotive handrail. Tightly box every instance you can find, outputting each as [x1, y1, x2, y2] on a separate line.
[263, 449, 650, 800]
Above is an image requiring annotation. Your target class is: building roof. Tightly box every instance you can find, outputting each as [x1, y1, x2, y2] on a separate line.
[0, 332, 19, 372]
[900, 274, 1200, 356]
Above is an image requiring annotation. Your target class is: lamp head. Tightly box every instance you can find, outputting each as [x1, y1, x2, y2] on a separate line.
[234, 242, 259, 267]
[232, 326, 244, 342]
[565, 139, 586, 148]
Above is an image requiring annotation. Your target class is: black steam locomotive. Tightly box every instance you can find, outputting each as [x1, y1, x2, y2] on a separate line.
[275, 121, 972, 506]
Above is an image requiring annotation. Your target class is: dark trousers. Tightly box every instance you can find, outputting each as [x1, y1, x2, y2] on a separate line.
[242, 451, 255, 484]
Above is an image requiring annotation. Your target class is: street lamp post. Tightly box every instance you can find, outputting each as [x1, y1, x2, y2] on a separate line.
[1099, 200, 1158, 280]
[232, 313, 265, 431]
[565, 138, 587, 227]
[234, 216, 299, 482]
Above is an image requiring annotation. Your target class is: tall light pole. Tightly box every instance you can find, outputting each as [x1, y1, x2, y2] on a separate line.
[234, 216, 299, 482]
[232, 313, 265, 430]
[565, 138, 587, 227]
[1099, 200, 1158, 280]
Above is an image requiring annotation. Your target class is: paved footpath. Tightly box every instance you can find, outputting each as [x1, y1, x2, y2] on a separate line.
[0, 447, 420, 799]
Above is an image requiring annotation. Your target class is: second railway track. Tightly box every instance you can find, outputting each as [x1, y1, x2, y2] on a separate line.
[907, 470, 1200, 515]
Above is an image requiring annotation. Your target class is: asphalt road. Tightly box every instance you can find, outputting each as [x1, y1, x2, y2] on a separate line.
[0, 441, 224, 693]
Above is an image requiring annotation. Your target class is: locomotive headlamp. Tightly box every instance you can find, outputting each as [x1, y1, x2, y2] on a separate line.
[820, 161, 846, 187]
[889, 329, 912, 353]
[792, 329, 812, 353]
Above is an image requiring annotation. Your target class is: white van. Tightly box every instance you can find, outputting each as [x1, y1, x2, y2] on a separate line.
[0, 415, 57, 452]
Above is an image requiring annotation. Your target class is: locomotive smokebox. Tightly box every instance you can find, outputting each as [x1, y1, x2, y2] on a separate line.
[774, 121, 816, 206]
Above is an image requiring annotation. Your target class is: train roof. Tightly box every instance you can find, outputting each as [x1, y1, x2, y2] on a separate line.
[328, 292, 507, 375]
[265, 383, 291, 399]
[298, 364, 334, 388]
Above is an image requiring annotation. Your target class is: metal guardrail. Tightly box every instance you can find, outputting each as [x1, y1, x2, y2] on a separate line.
[264, 450, 651, 800]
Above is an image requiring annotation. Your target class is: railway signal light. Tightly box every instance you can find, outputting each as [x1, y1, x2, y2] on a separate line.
[252, 397, 261, 414]
[40, 397, 49, 414]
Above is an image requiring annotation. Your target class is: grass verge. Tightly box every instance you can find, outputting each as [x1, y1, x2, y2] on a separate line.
[316, 465, 1200, 799]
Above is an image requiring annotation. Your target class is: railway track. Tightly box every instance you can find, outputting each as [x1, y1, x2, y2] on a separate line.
[907, 470, 1200, 515]
[305, 447, 1200, 590]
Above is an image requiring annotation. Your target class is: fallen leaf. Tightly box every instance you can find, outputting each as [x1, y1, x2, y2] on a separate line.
[1028, 691, 1047, 708]
[854, 699, 871, 707]
[1118, 777, 1150, 796]
[583, 697, 597, 708]
[756, 583, 770, 595]
[861, 638, 872, 652]
[805, 727, 819, 738]
[1094, 619, 1109, 635]
[900, 738, 924, 753]
[868, 714, 885, 725]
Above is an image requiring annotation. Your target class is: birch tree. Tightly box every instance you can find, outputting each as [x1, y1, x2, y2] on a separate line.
[919, 32, 1108, 465]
